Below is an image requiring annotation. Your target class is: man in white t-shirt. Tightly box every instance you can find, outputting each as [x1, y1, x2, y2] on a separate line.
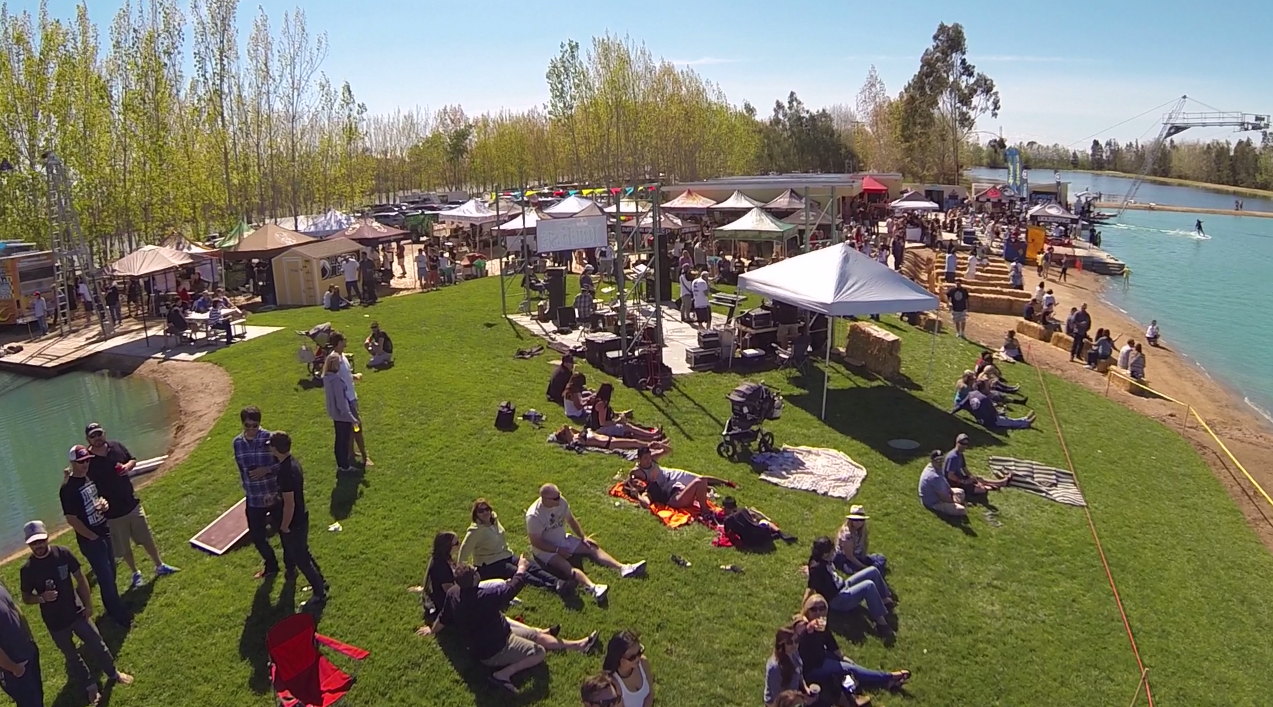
[943, 249, 957, 283]
[330, 332, 371, 468]
[678, 264, 694, 323]
[690, 270, 711, 327]
[525, 483, 645, 605]
[1117, 338, 1136, 370]
[341, 257, 360, 301]
[414, 248, 428, 288]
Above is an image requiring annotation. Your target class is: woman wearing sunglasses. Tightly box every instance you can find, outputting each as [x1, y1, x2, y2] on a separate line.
[795, 594, 910, 705]
[459, 499, 570, 595]
[580, 673, 622, 707]
[601, 630, 653, 707]
[765, 625, 821, 706]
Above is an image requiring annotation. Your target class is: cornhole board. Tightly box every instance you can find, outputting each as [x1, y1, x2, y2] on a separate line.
[190, 497, 249, 555]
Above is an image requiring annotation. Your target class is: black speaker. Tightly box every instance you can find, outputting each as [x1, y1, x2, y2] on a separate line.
[544, 267, 567, 311]
[555, 306, 577, 328]
[643, 233, 674, 303]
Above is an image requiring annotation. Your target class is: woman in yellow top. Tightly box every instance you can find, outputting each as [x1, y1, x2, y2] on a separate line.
[459, 498, 572, 594]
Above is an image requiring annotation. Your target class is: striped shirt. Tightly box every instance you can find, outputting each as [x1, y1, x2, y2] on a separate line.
[233, 429, 279, 507]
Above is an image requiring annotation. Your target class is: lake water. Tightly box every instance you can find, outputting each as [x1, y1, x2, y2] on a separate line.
[969, 167, 1273, 425]
[0, 369, 177, 556]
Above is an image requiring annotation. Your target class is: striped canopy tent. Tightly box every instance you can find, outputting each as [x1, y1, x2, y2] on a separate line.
[715, 207, 796, 241]
[711, 190, 765, 211]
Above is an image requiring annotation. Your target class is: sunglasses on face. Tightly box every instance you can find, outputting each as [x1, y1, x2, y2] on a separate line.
[88, 431, 105, 438]
[476, 507, 492, 513]
[624, 645, 644, 661]
[807, 606, 827, 616]
[587, 694, 621, 707]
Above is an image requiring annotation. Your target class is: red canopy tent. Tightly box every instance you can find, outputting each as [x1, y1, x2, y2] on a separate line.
[861, 176, 889, 194]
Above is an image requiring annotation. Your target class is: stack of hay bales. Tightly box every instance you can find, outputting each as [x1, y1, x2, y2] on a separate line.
[969, 293, 1025, 316]
[1050, 332, 1089, 358]
[845, 322, 902, 378]
[1015, 319, 1053, 342]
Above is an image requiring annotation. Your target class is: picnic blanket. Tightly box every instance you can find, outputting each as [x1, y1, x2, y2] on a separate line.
[546, 435, 639, 461]
[987, 456, 1087, 507]
[750, 446, 867, 500]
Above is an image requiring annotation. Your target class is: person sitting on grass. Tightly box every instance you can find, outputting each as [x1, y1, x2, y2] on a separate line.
[546, 354, 575, 404]
[526, 484, 647, 605]
[794, 595, 910, 703]
[765, 625, 821, 707]
[551, 426, 672, 456]
[803, 538, 894, 640]
[364, 321, 393, 368]
[563, 372, 593, 422]
[834, 505, 885, 575]
[1001, 330, 1024, 362]
[460, 499, 574, 596]
[420, 532, 458, 626]
[1086, 329, 1115, 369]
[954, 381, 1036, 430]
[586, 383, 663, 442]
[919, 449, 966, 517]
[581, 673, 624, 707]
[628, 446, 735, 515]
[324, 285, 350, 310]
[602, 630, 654, 707]
[944, 434, 1012, 497]
[975, 351, 1019, 392]
[425, 559, 599, 695]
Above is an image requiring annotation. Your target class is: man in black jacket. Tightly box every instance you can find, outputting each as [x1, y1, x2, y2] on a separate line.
[1069, 304, 1092, 362]
[432, 559, 597, 694]
[546, 354, 574, 404]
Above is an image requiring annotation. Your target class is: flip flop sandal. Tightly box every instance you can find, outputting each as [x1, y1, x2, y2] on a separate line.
[889, 670, 912, 690]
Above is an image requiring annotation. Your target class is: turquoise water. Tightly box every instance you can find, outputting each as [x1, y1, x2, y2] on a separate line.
[969, 167, 1273, 425]
[0, 370, 177, 556]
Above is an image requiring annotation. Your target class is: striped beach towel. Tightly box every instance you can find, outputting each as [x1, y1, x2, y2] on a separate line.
[987, 456, 1087, 507]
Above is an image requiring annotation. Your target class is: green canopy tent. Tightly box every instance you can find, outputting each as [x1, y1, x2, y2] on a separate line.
[216, 220, 252, 249]
[715, 206, 798, 264]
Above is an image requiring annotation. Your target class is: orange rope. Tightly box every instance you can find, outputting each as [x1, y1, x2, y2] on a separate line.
[1029, 343, 1154, 707]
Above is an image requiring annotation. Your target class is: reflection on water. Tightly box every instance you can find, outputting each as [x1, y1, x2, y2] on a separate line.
[0, 369, 177, 556]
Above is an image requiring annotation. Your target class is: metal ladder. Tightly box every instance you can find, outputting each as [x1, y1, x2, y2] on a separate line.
[44, 152, 110, 338]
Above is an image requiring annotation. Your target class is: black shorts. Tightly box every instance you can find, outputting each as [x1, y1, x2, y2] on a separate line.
[694, 306, 711, 323]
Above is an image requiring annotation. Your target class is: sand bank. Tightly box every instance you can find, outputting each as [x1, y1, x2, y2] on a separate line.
[1094, 201, 1273, 218]
[960, 270, 1273, 550]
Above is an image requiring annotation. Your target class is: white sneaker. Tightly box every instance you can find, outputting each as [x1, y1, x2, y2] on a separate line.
[592, 584, 609, 603]
[620, 561, 647, 578]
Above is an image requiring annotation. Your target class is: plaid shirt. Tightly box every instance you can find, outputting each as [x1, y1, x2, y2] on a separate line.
[233, 429, 279, 507]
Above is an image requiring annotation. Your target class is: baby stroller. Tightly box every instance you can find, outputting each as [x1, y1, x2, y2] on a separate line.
[716, 381, 783, 461]
[296, 322, 353, 379]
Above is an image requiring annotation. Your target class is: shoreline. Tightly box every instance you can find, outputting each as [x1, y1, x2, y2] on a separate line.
[960, 269, 1273, 550]
[1093, 201, 1273, 218]
[1, 358, 233, 564]
[1075, 169, 1273, 200]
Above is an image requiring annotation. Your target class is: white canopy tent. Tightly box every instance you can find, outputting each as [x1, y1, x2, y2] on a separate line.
[495, 210, 545, 231]
[711, 190, 764, 211]
[542, 195, 599, 217]
[109, 245, 196, 278]
[890, 192, 940, 212]
[737, 243, 939, 418]
[440, 199, 501, 225]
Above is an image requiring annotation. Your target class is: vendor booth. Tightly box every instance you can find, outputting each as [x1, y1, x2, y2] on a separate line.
[737, 243, 939, 418]
[337, 219, 410, 246]
[889, 191, 940, 213]
[272, 237, 363, 307]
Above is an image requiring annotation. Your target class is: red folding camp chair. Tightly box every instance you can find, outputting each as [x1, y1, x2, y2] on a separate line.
[267, 613, 369, 707]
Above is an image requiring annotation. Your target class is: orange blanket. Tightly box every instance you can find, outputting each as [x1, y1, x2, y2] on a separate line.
[609, 482, 719, 529]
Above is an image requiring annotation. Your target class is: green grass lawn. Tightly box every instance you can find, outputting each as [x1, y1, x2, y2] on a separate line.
[6, 275, 1273, 706]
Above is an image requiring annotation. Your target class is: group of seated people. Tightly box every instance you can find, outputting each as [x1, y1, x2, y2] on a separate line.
[918, 433, 1013, 518]
[322, 285, 351, 310]
[416, 488, 649, 694]
[163, 289, 241, 348]
[951, 350, 1035, 430]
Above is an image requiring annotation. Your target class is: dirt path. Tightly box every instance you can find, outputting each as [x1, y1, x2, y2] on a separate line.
[959, 269, 1273, 551]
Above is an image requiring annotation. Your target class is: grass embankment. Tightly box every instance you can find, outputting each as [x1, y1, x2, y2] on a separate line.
[5, 277, 1273, 706]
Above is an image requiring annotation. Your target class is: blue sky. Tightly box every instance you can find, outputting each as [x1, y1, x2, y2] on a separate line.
[22, 0, 1273, 147]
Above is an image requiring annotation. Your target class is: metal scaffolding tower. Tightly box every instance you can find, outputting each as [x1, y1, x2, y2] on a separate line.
[44, 152, 111, 338]
[1118, 96, 1270, 215]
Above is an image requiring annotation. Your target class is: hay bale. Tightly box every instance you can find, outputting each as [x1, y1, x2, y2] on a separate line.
[845, 322, 902, 378]
[1052, 332, 1089, 358]
[971, 294, 1024, 316]
[1016, 319, 1053, 342]
[1109, 368, 1138, 394]
[1095, 358, 1112, 374]
[918, 312, 942, 333]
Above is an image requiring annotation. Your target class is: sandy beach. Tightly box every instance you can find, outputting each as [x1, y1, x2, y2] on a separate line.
[959, 269, 1273, 549]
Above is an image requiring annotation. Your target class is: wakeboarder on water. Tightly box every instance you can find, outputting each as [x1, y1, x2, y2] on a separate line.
[1195, 219, 1206, 237]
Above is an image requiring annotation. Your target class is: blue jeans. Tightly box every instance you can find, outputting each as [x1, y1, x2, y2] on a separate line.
[827, 566, 889, 618]
[994, 414, 1032, 429]
[35, 315, 47, 336]
[76, 534, 131, 626]
[0, 646, 41, 707]
[833, 552, 886, 575]
[806, 656, 895, 693]
[50, 616, 119, 695]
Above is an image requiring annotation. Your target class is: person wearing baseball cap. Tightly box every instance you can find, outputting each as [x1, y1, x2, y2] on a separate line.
[919, 449, 966, 517]
[60, 445, 132, 627]
[943, 433, 1012, 498]
[835, 504, 887, 577]
[18, 520, 133, 704]
[83, 422, 180, 589]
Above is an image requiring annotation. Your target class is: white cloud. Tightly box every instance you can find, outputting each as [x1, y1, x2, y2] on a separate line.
[669, 57, 738, 66]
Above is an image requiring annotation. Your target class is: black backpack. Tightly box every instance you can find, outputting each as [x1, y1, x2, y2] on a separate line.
[495, 401, 516, 430]
[724, 508, 775, 547]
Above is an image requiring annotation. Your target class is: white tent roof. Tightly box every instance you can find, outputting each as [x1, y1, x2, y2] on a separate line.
[737, 243, 938, 316]
[306, 209, 355, 234]
[711, 190, 764, 210]
[890, 192, 940, 212]
[602, 200, 647, 215]
[542, 195, 598, 216]
[715, 207, 796, 241]
[495, 210, 545, 231]
[440, 199, 500, 224]
[662, 190, 717, 210]
[109, 245, 196, 278]
[631, 211, 696, 231]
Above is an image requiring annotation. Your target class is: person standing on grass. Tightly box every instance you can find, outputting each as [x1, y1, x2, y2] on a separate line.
[946, 277, 969, 339]
[1069, 304, 1092, 361]
[61, 446, 132, 627]
[415, 248, 428, 289]
[329, 333, 372, 467]
[267, 432, 328, 609]
[396, 240, 407, 278]
[359, 251, 377, 304]
[342, 255, 360, 302]
[678, 264, 694, 323]
[0, 579, 41, 707]
[322, 354, 358, 473]
[233, 406, 291, 580]
[526, 484, 647, 605]
[83, 423, 179, 589]
[19, 521, 133, 706]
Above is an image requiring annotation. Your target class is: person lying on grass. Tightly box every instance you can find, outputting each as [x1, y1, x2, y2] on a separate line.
[586, 383, 664, 442]
[794, 595, 910, 703]
[802, 538, 894, 640]
[420, 559, 599, 695]
[628, 446, 735, 516]
[944, 434, 1013, 496]
[551, 426, 672, 455]
[459, 498, 575, 596]
[526, 484, 646, 605]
